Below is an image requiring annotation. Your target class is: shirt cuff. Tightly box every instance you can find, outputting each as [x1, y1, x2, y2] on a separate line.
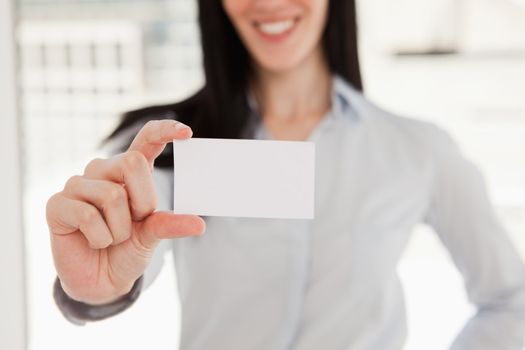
[53, 275, 143, 325]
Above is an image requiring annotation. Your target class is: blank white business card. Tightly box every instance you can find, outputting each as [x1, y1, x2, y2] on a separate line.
[172, 138, 315, 219]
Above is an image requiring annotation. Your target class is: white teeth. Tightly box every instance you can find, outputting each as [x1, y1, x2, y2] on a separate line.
[258, 20, 295, 35]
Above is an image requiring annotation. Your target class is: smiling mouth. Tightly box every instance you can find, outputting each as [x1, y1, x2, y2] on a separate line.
[254, 17, 300, 37]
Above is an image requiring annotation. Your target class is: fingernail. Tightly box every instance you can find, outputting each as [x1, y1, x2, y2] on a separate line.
[173, 120, 188, 129]
[178, 126, 193, 138]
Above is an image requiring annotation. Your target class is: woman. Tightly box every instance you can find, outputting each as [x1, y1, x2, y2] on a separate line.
[47, 0, 525, 349]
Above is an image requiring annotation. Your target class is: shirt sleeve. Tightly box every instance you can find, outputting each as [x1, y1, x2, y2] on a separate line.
[423, 126, 525, 349]
[53, 275, 143, 325]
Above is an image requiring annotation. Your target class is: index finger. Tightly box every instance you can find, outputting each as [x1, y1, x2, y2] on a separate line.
[128, 119, 192, 165]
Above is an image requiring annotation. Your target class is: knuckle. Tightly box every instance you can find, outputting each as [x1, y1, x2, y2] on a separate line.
[122, 151, 146, 171]
[84, 158, 104, 176]
[45, 193, 61, 220]
[46, 192, 59, 208]
[105, 185, 127, 206]
[64, 175, 82, 192]
[143, 120, 160, 137]
[144, 120, 156, 129]
[79, 206, 100, 226]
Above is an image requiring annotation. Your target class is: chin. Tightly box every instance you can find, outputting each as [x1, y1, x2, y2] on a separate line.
[253, 53, 306, 74]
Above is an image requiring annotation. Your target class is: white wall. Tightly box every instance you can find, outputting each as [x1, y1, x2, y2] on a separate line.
[358, 0, 525, 53]
[0, 0, 28, 348]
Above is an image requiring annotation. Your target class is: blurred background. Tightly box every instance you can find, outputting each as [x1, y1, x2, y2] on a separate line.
[2, 0, 525, 349]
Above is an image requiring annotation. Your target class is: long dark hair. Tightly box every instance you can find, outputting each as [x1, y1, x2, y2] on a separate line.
[108, 0, 362, 168]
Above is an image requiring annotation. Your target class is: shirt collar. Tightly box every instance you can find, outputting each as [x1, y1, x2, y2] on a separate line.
[331, 74, 362, 122]
[244, 74, 363, 136]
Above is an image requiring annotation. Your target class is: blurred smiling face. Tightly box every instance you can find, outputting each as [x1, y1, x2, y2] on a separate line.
[222, 0, 329, 73]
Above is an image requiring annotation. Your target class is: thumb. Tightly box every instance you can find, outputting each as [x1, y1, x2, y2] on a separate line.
[134, 211, 206, 250]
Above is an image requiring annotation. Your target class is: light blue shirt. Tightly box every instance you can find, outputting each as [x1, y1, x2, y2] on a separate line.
[146, 76, 525, 349]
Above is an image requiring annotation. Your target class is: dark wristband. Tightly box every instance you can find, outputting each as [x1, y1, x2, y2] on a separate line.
[53, 275, 143, 325]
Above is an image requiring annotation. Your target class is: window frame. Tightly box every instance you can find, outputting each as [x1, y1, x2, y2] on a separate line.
[0, 0, 28, 348]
